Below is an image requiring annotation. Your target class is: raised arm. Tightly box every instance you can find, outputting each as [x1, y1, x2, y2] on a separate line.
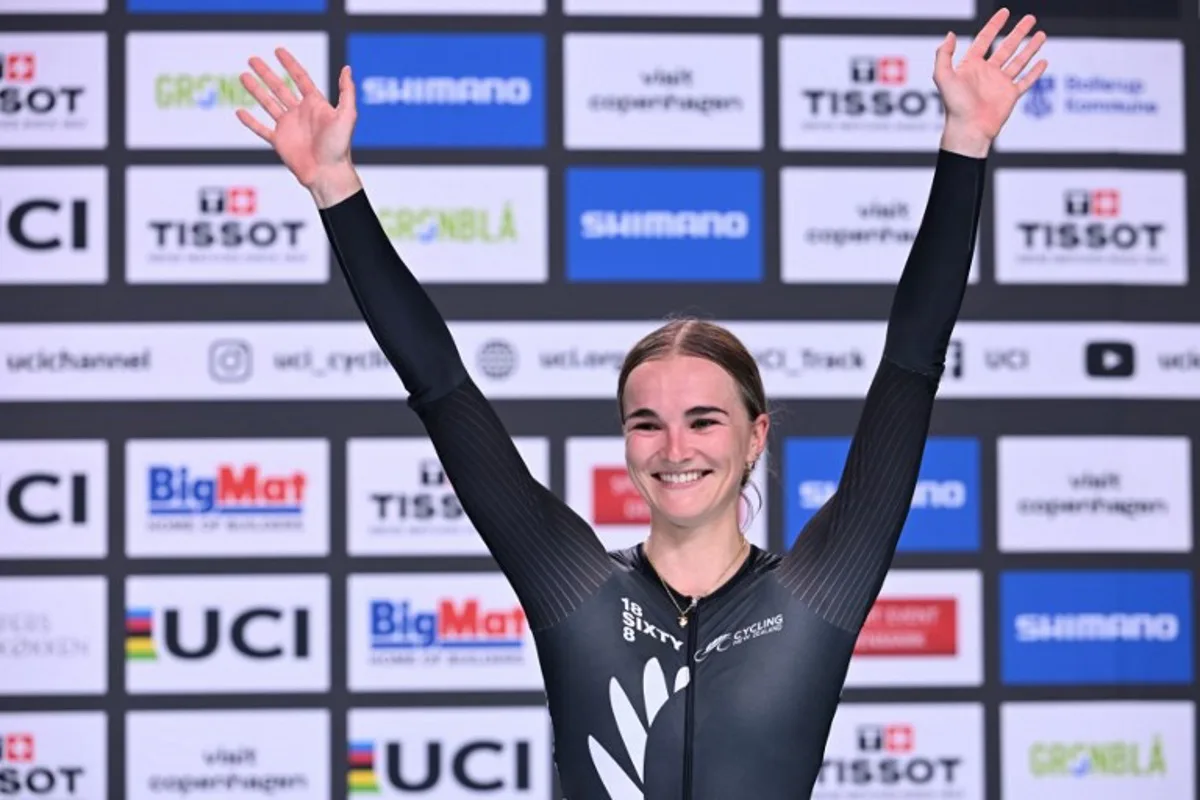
[779, 9, 1048, 632]
[236, 51, 614, 632]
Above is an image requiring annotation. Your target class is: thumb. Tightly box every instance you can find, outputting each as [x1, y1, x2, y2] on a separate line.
[933, 31, 955, 83]
[336, 65, 357, 118]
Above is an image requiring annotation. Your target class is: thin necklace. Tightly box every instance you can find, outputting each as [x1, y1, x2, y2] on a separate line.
[649, 535, 749, 628]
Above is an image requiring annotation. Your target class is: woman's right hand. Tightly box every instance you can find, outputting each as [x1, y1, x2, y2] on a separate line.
[236, 48, 362, 208]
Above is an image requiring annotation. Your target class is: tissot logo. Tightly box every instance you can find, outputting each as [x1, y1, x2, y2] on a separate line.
[1086, 341, 1134, 377]
[0, 731, 87, 796]
[0, 34, 106, 148]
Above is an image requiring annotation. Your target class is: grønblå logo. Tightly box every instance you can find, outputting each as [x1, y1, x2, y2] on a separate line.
[348, 33, 545, 149]
[565, 167, 762, 282]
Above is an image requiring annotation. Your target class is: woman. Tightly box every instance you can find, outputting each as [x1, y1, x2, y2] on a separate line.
[238, 10, 1046, 798]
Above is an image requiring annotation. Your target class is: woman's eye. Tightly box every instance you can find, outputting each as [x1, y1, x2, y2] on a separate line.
[692, 419, 717, 429]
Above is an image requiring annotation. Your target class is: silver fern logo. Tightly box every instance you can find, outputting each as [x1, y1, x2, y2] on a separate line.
[586, 656, 690, 799]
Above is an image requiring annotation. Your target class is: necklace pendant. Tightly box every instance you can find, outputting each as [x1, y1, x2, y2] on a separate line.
[679, 615, 688, 627]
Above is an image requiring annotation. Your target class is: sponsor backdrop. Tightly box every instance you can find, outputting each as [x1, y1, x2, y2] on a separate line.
[0, 0, 1197, 798]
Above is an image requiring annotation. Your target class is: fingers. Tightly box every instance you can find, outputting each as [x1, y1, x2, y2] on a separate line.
[250, 54, 301, 110]
[989, 13, 1037, 67]
[933, 31, 956, 82]
[1003, 29, 1048, 79]
[235, 107, 275, 144]
[336, 64, 357, 117]
[1015, 58, 1049, 94]
[240, 70, 285, 120]
[966, 7, 1010, 60]
[275, 47, 325, 102]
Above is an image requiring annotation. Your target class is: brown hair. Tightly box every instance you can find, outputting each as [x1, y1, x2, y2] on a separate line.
[617, 317, 769, 499]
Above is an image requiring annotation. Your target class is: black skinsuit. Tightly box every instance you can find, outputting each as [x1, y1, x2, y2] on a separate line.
[319, 148, 986, 799]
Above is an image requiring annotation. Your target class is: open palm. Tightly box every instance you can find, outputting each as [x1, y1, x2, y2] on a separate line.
[934, 8, 1049, 141]
[235, 49, 357, 190]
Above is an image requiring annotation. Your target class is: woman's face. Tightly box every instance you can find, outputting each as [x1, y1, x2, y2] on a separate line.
[621, 354, 767, 532]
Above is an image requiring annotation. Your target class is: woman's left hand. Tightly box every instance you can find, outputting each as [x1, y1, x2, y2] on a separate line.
[933, 7, 1049, 156]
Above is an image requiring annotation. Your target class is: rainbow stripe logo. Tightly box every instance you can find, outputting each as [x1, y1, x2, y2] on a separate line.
[125, 608, 156, 661]
[347, 740, 379, 794]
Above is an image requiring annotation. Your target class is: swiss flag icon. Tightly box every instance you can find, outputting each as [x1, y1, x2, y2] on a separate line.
[4, 53, 35, 82]
[2, 733, 35, 763]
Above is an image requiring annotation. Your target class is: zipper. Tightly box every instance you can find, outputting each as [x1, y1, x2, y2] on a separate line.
[682, 608, 697, 800]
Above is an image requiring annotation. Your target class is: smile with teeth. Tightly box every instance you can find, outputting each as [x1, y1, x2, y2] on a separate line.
[656, 470, 710, 486]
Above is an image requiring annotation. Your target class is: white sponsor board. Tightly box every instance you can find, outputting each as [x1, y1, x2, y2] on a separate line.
[564, 33, 762, 151]
[814, 703, 985, 799]
[781, 0, 973, 17]
[1000, 701, 1195, 799]
[0, 439, 107, 559]
[845, 569, 983, 688]
[126, 709, 329, 800]
[5, 321, 1200, 400]
[348, 0, 543, 10]
[347, 572, 542, 692]
[355, 166, 548, 283]
[997, 436, 1192, 553]
[994, 169, 1187, 285]
[125, 438, 330, 558]
[126, 166, 329, 284]
[0, 167, 108, 284]
[781, 166, 979, 283]
[0, 0, 106, 10]
[566, 0, 758, 13]
[347, 437, 549, 556]
[995, 37, 1185, 154]
[0, 576, 107, 695]
[347, 707, 553, 797]
[125, 32, 329, 149]
[125, 574, 330, 694]
[0, 32, 107, 149]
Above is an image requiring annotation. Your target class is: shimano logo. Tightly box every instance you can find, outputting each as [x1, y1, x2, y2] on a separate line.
[1015, 612, 1179, 642]
[580, 209, 749, 240]
[361, 75, 532, 106]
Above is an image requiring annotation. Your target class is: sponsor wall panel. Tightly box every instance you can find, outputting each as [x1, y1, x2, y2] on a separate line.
[999, 701, 1195, 799]
[814, 703, 985, 799]
[997, 436, 1192, 553]
[126, 709, 330, 799]
[3, 1, 1198, 798]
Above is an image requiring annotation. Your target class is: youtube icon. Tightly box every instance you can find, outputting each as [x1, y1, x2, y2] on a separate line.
[1085, 341, 1135, 378]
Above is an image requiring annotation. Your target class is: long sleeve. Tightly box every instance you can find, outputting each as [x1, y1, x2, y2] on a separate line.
[320, 188, 614, 632]
[777, 149, 987, 633]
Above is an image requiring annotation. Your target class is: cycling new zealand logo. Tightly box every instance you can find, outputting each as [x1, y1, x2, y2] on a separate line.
[565, 167, 762, 282]
[1000, 569, 1193, 685]
[348, 33, 545, 149]
[783, 436, 980, 551]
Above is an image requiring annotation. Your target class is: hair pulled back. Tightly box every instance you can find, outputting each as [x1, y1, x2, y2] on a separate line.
[617, 317, 768, 494]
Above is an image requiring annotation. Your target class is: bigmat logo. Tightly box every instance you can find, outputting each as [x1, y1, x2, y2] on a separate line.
[565, 167, 762, 282]
[784, 437, 980, 552]
[125, 438, 329, 558]
[0, 712, 106, 799]
[1000, 570, 1193, 685]
[347, 708, 551, 797]
[349, 33, 544, 149]
[125, 574, 330, 694]
[348, 573, 542, 692]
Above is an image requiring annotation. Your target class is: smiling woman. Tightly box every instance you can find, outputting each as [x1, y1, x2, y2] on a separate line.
[235, 8, 1046, 798]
